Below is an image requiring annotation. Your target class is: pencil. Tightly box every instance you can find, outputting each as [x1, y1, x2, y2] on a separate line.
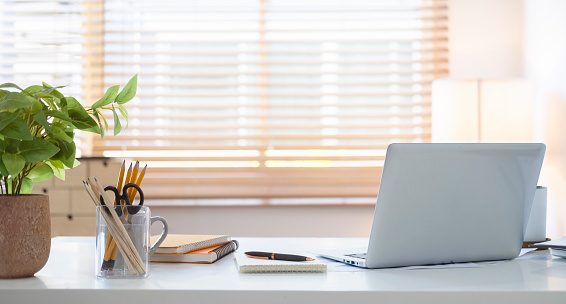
[116, 160, 125, 205]
[128, 164, 146, 203]
[105, 160, 125, 269]
[127, 161, 140, 198]
[123, 163, 133, 204]
[110, 163, 146, 264]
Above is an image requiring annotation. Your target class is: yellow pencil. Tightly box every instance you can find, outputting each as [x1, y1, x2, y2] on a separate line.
[127, 161, 140, 198]
[123, 163, 133, 204]
[111, 161, 143, 264]
[115, 160, 125, 205]
[128, 164, 147, 203]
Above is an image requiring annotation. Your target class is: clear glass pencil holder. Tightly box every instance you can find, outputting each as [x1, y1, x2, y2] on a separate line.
[95, 205, 168, 279]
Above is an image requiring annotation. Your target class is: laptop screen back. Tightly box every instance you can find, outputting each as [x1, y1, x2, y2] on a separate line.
[365, 143, 545, 268]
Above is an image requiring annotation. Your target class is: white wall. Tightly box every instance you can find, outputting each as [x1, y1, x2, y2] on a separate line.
[150, 205, 375, 238]
[523, 0, 566, 237]
[449, 0, 524, 79]
[446, 0, 566, 238]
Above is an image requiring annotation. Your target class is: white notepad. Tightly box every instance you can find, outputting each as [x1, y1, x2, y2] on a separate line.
[234, 252, 327, 273]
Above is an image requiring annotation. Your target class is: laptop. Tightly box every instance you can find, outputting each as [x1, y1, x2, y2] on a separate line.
[318, 143, 546, 268]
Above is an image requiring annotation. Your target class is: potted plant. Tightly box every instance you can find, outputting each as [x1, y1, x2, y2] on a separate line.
[0, 75, 137, 278]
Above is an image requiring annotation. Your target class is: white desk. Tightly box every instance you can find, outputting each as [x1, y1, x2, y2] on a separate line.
[1, 237, 566, 304]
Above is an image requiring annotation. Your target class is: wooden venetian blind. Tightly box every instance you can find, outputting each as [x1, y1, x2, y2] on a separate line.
[84, 0, 449, 199]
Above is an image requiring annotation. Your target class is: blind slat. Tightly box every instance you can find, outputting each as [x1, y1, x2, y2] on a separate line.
[102, 47, 448, 56]
[102, 58, 447, 66]
[100, 133, 430, 141]
[100, 69, 449, 77]
[101, 37, 448, 44]
[123, 80, 437, 87]
[100, 122, 430, 130]
[101, 111, 431, 119]
[106, 102, 431, 109]
[93, 144, 393, 151]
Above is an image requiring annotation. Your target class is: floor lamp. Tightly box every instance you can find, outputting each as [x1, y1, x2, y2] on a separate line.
[431, 79, 533, 143]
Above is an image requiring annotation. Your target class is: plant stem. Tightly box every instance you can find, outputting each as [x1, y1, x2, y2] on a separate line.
[2, 177, 6, 194]
[14, 163, 36, 196]
[10, 176, 15, 196]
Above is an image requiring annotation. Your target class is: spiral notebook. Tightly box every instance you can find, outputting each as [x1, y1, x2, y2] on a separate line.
[151, 234, 231, 254]
[151, 240, 239, 263]
[234, 252, 327, 273]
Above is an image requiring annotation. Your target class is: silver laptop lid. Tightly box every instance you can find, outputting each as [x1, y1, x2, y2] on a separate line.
[365, 143, 545, 268]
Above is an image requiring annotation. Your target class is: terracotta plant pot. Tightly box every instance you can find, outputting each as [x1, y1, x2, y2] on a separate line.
[0, 194, 51, 278]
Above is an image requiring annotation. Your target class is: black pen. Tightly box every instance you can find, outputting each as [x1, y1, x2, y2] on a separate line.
[245, 251, 314, 262]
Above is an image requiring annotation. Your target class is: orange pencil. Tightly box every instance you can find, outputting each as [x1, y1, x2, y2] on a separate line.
[115, 160, 126, 205]
[111, 162, 145, 263]
[127, 161, 140, 198]
[128, 164, 147, 203]
[123, 163, 133, 204]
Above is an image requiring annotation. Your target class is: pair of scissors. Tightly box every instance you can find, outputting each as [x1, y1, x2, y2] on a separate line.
[103, 183, 145, 222]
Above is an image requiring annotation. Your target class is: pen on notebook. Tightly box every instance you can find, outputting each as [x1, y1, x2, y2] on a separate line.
[245, 251, 314, 262]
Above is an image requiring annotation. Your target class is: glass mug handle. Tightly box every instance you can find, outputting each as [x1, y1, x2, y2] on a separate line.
[149, 216, 169, 256]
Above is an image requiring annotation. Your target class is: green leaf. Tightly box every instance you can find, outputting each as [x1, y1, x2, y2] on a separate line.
[26, 95, 44, 114]
[0, 92, 32, 111]
[2, 152, 25, 176]
[0, 159, 8, 176]
[45, 110, 71, 122]
[46, 160, 65, 180]
[41, 83, 65, 96]
[0, 83, 24, 91]
[112, 105, 122, 136]
[33, 111, 52, 132]
[49, 158, 65, 169]
[115, 75, 138, 104]
[0, 89, 8, 100]
[4, 138, 18, 154]
[2, 118, 33, 141]
[92, 85, 120, 110]
[54, 140, 76, 169]
[101, 114, 109, 130]
[51, 126, 73, 143]
[72, 158, 80, 168]
[92, 110, 105, 138]
[24, 85, 43, 95]
[118, 105, 129, 129]
[19, 177, 33, 194]
[0, 111, 20, 132]
[28, 163, 54, 182]
[19, 137, 60, 163]
[41, 96, 60, 110]
[65, 97, 100, 133]
[33, 91, 53, 99]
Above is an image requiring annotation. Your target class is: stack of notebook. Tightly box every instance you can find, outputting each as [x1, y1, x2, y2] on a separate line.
[150, 234, 238, 263]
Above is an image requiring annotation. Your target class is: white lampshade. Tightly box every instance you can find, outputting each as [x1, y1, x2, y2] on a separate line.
[431, 79, 533, 143]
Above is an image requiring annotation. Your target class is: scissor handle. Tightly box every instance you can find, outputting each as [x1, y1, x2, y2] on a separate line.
[121, 183, 145, 215]
[103, 185, 125, 217]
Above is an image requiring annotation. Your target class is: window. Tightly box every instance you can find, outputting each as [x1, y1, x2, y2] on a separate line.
[3, 0, 448, 201]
